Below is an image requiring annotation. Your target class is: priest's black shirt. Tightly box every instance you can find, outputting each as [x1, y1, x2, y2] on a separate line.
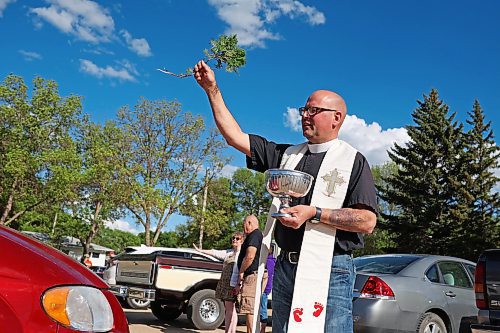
[246, 134, 378, 254]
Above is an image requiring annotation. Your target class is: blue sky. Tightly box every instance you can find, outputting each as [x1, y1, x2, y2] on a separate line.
[1, 0, 498, 235]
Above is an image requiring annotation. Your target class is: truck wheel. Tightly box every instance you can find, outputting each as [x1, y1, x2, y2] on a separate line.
[187, 289, 224, 330]
[126, 297, 151, 309]
[417, 313, 447, 333]
[151, 301, 182, 321]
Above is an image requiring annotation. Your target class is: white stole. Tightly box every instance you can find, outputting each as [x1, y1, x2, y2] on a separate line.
[250, 139, 357, 333]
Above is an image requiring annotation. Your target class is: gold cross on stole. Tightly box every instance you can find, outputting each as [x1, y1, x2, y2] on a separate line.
[321, 169, 346, 197]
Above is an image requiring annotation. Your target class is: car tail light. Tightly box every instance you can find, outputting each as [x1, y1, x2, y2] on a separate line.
[360, 276, 395, 300]
[474, 261, 488, 310]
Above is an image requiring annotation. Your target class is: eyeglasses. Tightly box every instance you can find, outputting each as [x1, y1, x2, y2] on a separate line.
[298, 106, 337, 117]
[232, 236, 242, 241]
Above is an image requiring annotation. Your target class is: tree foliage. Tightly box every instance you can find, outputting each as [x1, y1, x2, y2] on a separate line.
[159, 34, 246, 78]
[355, 162, 398, 256]
[177, 168, 271, 249]
[381, 90, 499, 260]
[0, 74, 82, 227]
[382, 90, 465, 254]
[116, 98, 228, 246]
[231, 168, 271, 228]
[66, 119, 128, 258]
[447, 100, 500, 259]
[94, 227, 141, 253]
[204, 34, 246, 73]
[177, 177, 237, 249]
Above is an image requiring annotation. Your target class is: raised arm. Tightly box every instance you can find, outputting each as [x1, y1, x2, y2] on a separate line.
[193, 60, 250, 156]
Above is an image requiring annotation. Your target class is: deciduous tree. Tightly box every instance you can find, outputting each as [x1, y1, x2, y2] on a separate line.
[117, 98, 227, 246]
[0, 75, 82, 226]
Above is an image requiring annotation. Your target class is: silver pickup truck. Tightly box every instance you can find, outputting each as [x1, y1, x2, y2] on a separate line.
[471, 249, 500, 333]
[110, 247, 224, 330]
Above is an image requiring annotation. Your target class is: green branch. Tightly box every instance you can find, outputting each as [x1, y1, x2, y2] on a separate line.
[158, 34, 246, 78]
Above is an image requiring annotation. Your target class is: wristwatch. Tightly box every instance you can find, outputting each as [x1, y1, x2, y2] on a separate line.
[310, 207, 322, 224]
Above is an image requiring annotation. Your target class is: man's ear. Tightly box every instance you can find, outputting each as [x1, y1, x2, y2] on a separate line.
[331, 110, 343, 127]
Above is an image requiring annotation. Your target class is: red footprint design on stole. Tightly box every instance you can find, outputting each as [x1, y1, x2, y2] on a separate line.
[313, 302, 324, 317]
[292, 308, 303, 322]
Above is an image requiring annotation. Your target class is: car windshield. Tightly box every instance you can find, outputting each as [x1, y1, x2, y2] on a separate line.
[354, 255, 421, 274]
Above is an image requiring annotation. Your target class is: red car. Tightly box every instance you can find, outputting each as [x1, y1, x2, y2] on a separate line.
[0, 225, 129, 332]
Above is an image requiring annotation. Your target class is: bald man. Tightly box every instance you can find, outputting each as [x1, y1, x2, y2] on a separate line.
[235, 215, 267, 333]
[194, 60, 377, 333]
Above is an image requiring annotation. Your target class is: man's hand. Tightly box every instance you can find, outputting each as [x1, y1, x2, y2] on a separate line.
[232, 285, 241, 296]
[277, 205, 316, 229]
[193, 60, 216, 92]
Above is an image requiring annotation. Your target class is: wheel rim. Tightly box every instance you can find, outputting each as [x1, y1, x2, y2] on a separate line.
[131, 299, 150, 307]
[199, 298, 220, 324]
[424, 322, 443, 333]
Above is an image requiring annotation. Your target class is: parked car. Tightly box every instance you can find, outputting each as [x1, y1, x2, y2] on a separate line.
[0, 225, 129, 332]
[353, 254, 477, 333]
[471, 249, 500, 332]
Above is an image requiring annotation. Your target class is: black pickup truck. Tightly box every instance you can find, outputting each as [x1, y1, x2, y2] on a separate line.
[471, 249, 500, 332]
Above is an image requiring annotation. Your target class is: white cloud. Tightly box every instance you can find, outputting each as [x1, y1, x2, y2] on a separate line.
[117, 59, 139, 76]
[284, 106, 301, 131]
[30, 0, 114, 43]
[82, 46, 114, 55]
[269, 0, 325, 25]
[220, 164, 240, 178]
[79, 58, 136, 82]
[0, 0, 15, 17]
[121, 30, 152, 57]
[283, 108, 410, 166]
[105, 219, 140, 235]
[207, 0, 325, 48]
[18, 49, 42, 61]
[493, 168, 500, 194]
[340, 115, 410, 166]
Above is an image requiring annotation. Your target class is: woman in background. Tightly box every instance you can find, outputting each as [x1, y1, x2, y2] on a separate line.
[194, 231, 245, 333]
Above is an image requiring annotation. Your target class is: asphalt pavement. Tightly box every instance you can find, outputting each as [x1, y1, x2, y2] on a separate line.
[125, 308, 272, 333]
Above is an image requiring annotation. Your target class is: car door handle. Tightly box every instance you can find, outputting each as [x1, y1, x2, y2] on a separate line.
[445, 291, 456, 298]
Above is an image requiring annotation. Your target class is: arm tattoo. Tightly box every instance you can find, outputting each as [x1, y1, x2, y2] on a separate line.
[326, 208, 365, 231]
[207, 84, 220, 98]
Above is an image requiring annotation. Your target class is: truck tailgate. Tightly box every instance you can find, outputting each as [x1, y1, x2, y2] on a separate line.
[116, 253, 156, 286]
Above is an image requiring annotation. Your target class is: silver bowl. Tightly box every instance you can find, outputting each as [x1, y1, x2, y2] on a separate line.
[264, 169, 314, 218]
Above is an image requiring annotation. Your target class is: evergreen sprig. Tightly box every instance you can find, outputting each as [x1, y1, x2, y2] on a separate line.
[158, 34, 246, 78]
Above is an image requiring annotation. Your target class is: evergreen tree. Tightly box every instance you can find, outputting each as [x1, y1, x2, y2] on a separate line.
[450, 100, 499, 260]
[382, 90, 464, 254]
[356, 162, 399, 256]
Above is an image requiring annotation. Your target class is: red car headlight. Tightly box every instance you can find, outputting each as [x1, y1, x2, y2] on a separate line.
[42, 286, 113, 332]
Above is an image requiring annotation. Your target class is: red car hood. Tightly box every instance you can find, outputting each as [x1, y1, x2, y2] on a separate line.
[0, 225, 108, 289]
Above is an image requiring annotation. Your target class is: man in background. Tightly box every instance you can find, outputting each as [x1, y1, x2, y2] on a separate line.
[234, 215, 267, 333]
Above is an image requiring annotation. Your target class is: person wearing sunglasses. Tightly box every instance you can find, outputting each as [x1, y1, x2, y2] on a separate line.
[193, 231, 245, 333]
[193, 60, 377, 333]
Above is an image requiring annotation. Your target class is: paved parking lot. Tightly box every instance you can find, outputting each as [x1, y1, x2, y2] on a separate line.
[125, 309, 272, 333]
